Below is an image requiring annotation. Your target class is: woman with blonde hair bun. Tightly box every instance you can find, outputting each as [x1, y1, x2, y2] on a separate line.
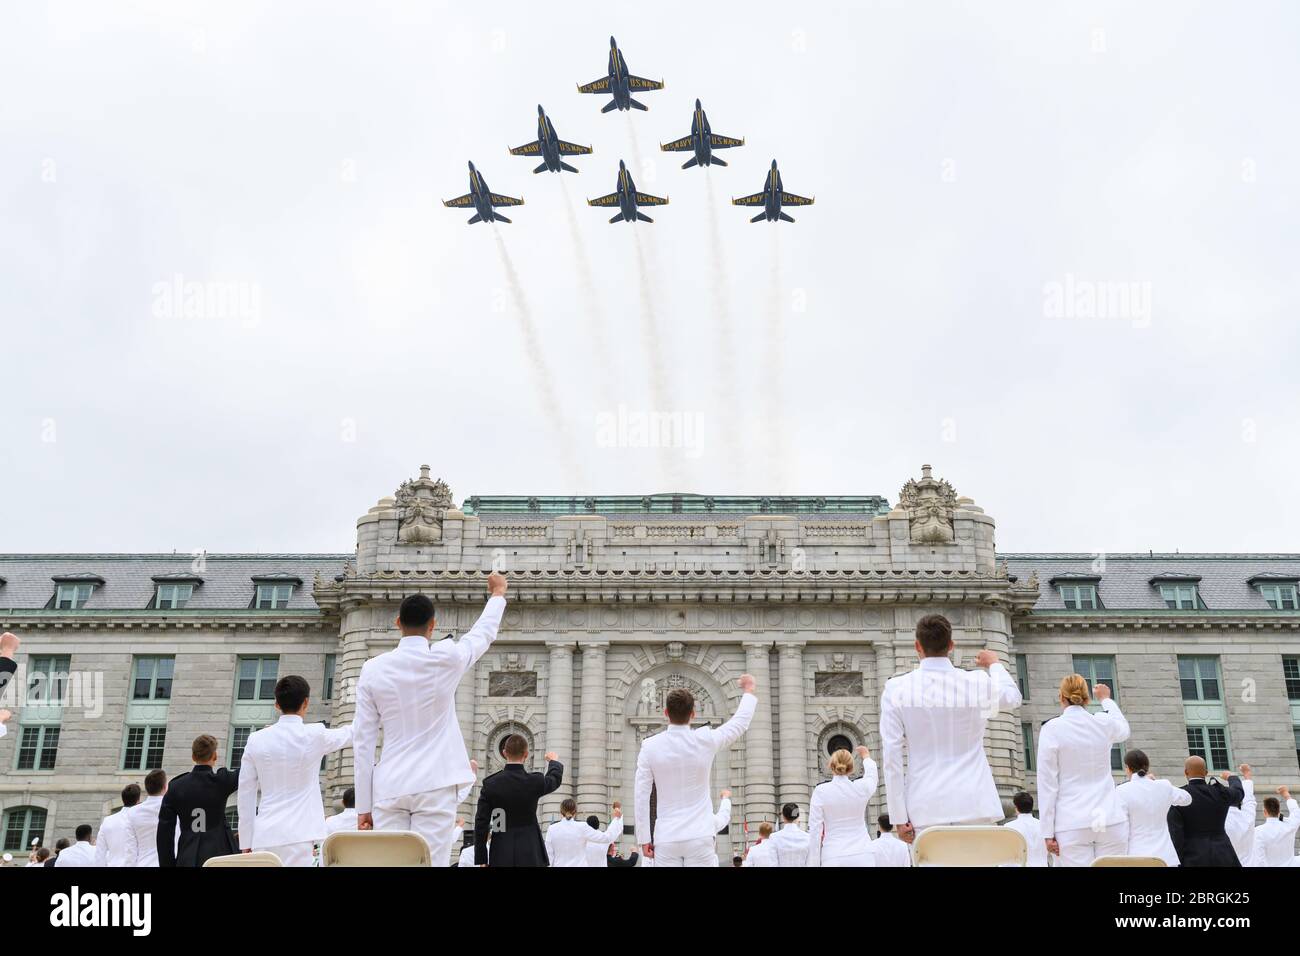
[1036, 673, 1131, 866]
[805, 745, 878, 867]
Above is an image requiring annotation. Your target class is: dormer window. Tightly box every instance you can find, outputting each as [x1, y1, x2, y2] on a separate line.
[55, 583, 94, 609]
[255, 584, 294, 609]
[1159, 584, 1201, 609]
[155, 583, 193, 609]
[1060, 584, 1098, 610]
[1250, 576, 1299, 610]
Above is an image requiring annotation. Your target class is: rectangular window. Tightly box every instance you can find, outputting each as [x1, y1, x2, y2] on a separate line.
[122, 726, 167, 771]
[225, 806, 240, 849]
[230, 725, 263, 769]
[1186, 725, 1232, 772]
[236, 657, 279, 701]
[155, 583, 193, 609]
[255, 584, 294, 609]
[54, 583, 93, 609]
[1178, 656, 1222, 702]
[1111, 744, 1123, 772]
[1071, 655, 1118, 704]
[16, 726, 60, 771]
[132, 656, 175, 700]
[1160, 584, 1201, 609]
[1059, 584, 1099, 610]
[26, 655, 71, 705]
[1284, 658, 1300, 701]
[323, 655, 336, 701]
[1015, 655, 1030, 700]
[2, 807, 47, 853]
[1258, 583, 1299, 610]
[1021, 721, 1035, 772]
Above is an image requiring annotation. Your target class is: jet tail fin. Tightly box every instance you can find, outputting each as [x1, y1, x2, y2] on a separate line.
[636, 212, 654, 222]
[533, 162, 548, 174]
[750, 212, 766, 223]
[709, 156, 727, 167]
[609, 213, 625, 223]
[559, 161, 579, 173]
[629, 99, 649, 111]
[601, 100, 618, 114]
[778, 212, 795, 223]
[495, 214, 512, 224]
[468, 214, 482, 225]
[682, 157, 698, 169]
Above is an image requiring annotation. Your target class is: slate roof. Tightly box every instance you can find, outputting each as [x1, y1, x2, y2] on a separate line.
[0, 555, 351, 611]
[1000, 554, 1300, 612]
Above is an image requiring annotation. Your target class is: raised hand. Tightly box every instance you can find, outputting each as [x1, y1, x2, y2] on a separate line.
[612, 804, 623, 819]
[487, 572, 507, 597]
[1278, 786, 1291, 799]
[1239, 764, 1252, 780]
[737, 673, 756, 694]
[544, 751, 558, 762]
[719, 789, 732, 799]
[854, 745, 870, 760]
[1093, 683, 1111, 702]
[0, 632, 18, 659]
[974, 649, 998, 669]
[0, 709, 11, 725]
[470, 758, 479, 775]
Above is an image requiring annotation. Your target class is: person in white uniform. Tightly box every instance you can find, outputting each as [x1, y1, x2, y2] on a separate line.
[871, 815, 912, 867]
[94, 785, 141, 867]
[1113, 750, 1190, 866]
[237, 674, 353, 866]
[635, 674, 756, 866]
[880, 615, 1022, 842]
[1253, 787, 1300, 867]
[1037, 675, 1131, 867]
[324, 786, 358, 837]
[545, 798, 622, 866]
[126, 770, 170, 866]
[54, 825, 97, 867]
[806, 745, 878, 867]
[764, 803, 810, 867]
[1001, 792, 1050, 867]
[742, 822, 776, 866]
[1222, 765, 1258, 866]
[584, 813, 624, 867]
[354, 574, 507, 864]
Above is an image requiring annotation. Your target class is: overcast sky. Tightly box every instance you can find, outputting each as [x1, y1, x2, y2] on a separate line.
[2, 1, 1297, 555]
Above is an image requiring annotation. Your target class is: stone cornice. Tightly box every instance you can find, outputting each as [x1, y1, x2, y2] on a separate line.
[0, 609, 333, 632]
[1018, 612, 1300, 631]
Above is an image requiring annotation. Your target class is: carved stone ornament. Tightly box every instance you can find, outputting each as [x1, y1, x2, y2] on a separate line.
[394, 465, 453, 545]
[897, 464, 959, 544]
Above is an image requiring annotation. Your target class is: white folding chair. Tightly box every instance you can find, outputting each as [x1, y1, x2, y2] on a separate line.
[913, 825, 1027, 866]
[203, 850, 283, 867]
[321, 831, 431, 867]
[1091, 855, 1167, 867]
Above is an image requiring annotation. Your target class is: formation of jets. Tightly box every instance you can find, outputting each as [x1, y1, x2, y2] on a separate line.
[442, 36, 814, 226]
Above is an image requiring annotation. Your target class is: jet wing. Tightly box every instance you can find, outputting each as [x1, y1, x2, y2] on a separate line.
[443, 194, 475, 208]
[577, 77, 610, 94]
[489, 193, 524, 207]
[709, 133, 745, 148]
[781, 192, 814, 206]
[587, 193, 620, 207]
[557, 140, 593, 156]
[509, 140, 542, 156]
[635, 192, 668, 206]
[660, 135, 693, 152]
[732, 192, 765, 206]
[627, 75, 664, 91]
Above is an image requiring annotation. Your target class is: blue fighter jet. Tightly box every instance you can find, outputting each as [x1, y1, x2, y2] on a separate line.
[588, 159, 668, 223]
[442, 161, 524, 224]
[509, 105, 593, 174]
[577, 36, 664, 113]
[660, 99, 744, 169]
[732, 160, 814, 223]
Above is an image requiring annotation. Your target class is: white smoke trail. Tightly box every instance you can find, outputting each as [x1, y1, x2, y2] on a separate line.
[632, 228, 681, 489]
[705, 172, 745, 486]
[559, 177, 616, 410]
[493, 229, 584, 487]
[762, 226, 790, 492]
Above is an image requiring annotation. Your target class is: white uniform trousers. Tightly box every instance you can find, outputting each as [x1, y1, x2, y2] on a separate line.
[653, 836, 717, 867]
[1055, 821, 1129, 868]
[372, 785, 460, 865]
[260, 842, 314, 867]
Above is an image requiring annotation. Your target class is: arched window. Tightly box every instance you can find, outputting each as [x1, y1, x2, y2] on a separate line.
[3, 806, 48, 853]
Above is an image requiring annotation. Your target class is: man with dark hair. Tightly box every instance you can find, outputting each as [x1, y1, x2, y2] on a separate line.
[44, 838, 70, 867]
[95, 784, 142, 867]
[764, 801, 810, 867]
[355, 572, 508, 865]
[1167, 755, 1244, 867]
[128, 769, 170, 867]
[1252, 785, 1299, 866]
[880, 614, 1021, 841]
[237, 674, 352, 866]
[871, 813, 912, 867]
[635, 673, 757, 866]
[324, 787, 358, 837]
[474, 735, 563, 866]
[1001, 791, 1048, 867]
[54, 824, 96, 867]
[158, 734, 239, 866]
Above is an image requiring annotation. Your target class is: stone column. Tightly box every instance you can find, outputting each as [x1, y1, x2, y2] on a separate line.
[576, 642, 609, 813]
[327, 610, 375, 803]
[542, 644, 575, 818]
[454, 649, 478, 817]
[743, 642, 776, 832]
[776, 642, 809, 810]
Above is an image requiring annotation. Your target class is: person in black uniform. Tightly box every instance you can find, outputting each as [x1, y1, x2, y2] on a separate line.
[473, 734, 562, 867]
[158, 733, 240, 866]
[1167, 754, 1245, 867]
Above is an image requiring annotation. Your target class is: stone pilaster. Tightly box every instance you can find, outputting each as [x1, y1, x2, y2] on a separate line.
[776, 641, 809, 809]
[455, 655, 478, 817]
[542, 644, 575, 817]
[743, 642, 776, 830]
[576, 642, 609, 813]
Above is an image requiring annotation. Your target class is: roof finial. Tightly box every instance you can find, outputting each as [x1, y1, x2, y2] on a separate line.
[921, 463, 932, 479]
[419, 464, 431, 480]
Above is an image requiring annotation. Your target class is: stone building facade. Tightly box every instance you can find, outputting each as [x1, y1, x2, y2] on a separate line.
[2, 464, 1298, 864]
